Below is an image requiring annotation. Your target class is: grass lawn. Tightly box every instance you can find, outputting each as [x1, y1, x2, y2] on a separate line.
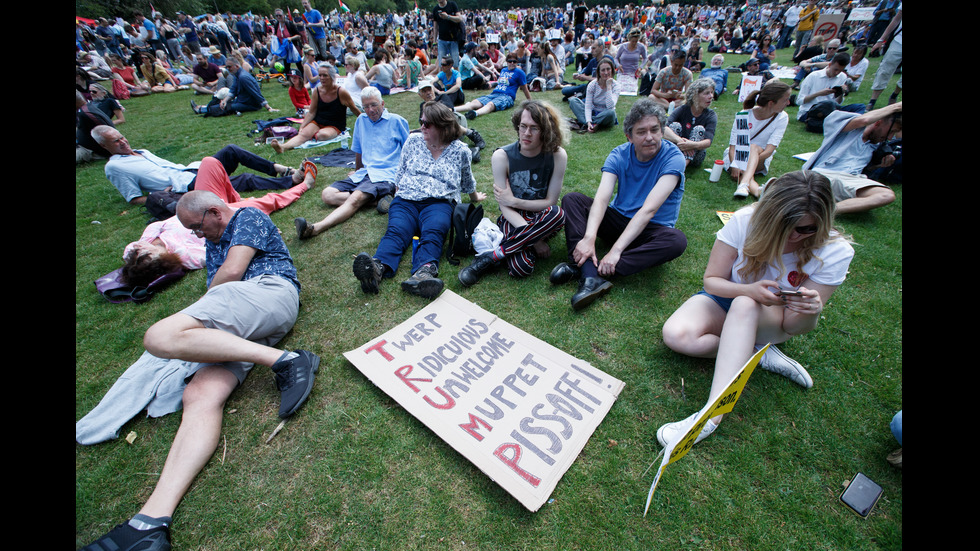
[76, 45, 901, 549]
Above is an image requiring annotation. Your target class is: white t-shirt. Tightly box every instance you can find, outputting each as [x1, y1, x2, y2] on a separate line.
[724, 109, 789, 173]
[845, 57, 870, 90]
[717, 207, 854, 289]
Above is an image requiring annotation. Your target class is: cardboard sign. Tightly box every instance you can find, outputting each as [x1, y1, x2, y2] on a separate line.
[344, 290, 625, 511]
[737, 74, 764, 104]
[731, 110, 751, 171]
[814, 14, 845, 40]
[643, 345, 767, 515]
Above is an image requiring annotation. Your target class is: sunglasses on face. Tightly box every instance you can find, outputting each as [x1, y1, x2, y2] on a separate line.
[419, 118, 433, 128]
[794, 225, 818, 235]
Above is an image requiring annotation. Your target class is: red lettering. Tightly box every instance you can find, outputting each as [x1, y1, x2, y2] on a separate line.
[365, 339, 394, 361]
[394, 364, 432, 393]
[423, 386, 456, 410]
[493, 443, 541, 487]
[459, 413, 493, 441]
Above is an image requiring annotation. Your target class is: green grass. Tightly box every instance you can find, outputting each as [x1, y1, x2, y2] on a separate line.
[77, 46, 901, 549]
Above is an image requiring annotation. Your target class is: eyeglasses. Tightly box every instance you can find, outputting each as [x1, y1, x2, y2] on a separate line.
[794, 225, 818, 235]
[419, 118, 433, 129]
[188, 209, 212, 235]
[506, 59, 517, 63]
[518, 124, 540, 135]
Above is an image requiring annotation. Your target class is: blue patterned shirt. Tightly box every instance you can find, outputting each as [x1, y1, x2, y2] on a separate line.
[206, 207, 300, 291]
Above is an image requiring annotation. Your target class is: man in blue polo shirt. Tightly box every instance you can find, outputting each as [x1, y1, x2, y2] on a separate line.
[550, 99, 688, 310]
[294, 86, 410, 239]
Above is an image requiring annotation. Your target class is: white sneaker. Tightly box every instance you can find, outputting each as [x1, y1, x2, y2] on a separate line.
[656, 411, 718, 448]
[757, 345, 813, 388]
[734, 182, 750, 198]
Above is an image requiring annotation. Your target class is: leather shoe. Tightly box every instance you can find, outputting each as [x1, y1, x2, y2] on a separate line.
[549, 262, 581, 285]
[570, 277, 612, 310]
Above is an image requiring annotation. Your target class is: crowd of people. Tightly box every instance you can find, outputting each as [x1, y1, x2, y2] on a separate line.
[77, 2, 903, 549]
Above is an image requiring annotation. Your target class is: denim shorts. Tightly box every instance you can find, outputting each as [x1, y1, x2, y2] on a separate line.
[696, 289, 733, 313]
[478, 93, 515, 111]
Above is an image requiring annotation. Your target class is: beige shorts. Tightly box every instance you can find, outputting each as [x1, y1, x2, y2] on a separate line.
[814, 169, 887, 201]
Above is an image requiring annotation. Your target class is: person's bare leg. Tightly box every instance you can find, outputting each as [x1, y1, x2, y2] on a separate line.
[138, 366, 238, 518]
[144, 313, 285, 368]
[835, 186, 896, 214]
[306, 189, 373, 236]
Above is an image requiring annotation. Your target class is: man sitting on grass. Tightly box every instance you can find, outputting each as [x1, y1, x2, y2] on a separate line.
[550, 99, 688, 310]
[293, 87, 409, 240]
[93, 126, 310, 206]
[79, 190, 320, 551]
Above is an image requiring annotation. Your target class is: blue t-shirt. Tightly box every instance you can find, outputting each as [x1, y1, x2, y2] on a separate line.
[206, 207, 300, 291]
[492, 66, 527, 98]
[602, 140, 686, 227]
[438, 68, 460, 89]
[305, 9, 326, 39]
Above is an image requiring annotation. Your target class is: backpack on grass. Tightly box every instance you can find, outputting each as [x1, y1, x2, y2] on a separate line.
[445, 202, 484, 265]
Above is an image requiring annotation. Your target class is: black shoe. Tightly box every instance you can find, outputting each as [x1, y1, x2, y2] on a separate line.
[295, 217, 314, 240]
[549, 262, 581, 285]
[353, 252, 383, 294]
[470, 146, 481, 163]
[80, 522, 171, 551]
[190, 99, 202, 114]
[469, 129, 487, 150]
[271, 350, 320, 419]
[376, 194, 393, 214]
[570, 276, 612, 310]
[465, 110, 477, 120]
[458, 252, 500, 287]
[401, 263, 444, 299]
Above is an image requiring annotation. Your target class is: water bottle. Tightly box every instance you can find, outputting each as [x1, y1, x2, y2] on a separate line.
[709, 160, 724, 182]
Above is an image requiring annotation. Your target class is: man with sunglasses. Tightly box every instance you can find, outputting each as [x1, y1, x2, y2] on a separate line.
[802, 102, 901, 214]
[454, 55, 532, 120]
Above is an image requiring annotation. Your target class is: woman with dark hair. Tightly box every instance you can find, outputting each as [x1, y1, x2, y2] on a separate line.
[659, 170, 855, 449]
[271, 64, 360, 153]
[458, 100, 568, 286]
[352, 101, 485, 299]
[120, 160, 318, 286]
[725, 79, 792, 198]
[432, 56, 465, 105]
[365, 49, 396, 95]
[569, 57, 620, 133]
[751, 34, 775, 72]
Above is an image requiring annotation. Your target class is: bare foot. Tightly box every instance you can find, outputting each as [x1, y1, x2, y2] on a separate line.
[533, 241, 551, 258]
[270, 139, 284, 154]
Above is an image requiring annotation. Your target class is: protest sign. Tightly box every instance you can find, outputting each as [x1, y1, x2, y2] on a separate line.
[643, 344, 767, 516]
[730, 110, 751, 172]
[738, 74, 764, 104]
[344, 290, 625, 511]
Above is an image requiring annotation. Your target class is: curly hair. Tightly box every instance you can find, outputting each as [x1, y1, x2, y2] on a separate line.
[121, 248, 185, 287]
[510, 99, 568, 153]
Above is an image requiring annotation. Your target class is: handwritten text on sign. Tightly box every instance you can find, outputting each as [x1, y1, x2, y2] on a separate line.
[344, 290, 624, 511]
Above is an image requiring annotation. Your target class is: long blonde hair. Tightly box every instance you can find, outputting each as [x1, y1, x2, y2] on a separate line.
[739, 171, 850, 281]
